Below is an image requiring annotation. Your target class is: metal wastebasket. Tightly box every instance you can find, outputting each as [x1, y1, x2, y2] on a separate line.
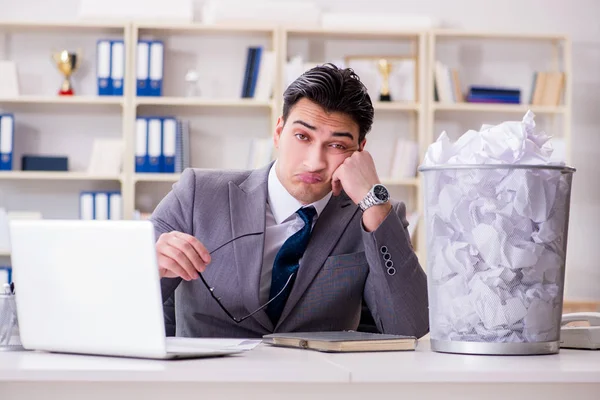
[418, 164, 576, 355]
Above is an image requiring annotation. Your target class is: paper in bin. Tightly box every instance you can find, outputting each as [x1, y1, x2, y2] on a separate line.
[422, 111, 571, 343]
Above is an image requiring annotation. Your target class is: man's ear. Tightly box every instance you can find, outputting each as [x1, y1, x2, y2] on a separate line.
[358, 138, 367, 151]
[273, 116, 284, 149]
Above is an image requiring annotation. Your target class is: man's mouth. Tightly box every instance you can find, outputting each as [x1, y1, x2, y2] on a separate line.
[296, 173, 323, 184]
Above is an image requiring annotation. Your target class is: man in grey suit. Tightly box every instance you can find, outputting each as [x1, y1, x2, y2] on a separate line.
[150, 63, 429, 339]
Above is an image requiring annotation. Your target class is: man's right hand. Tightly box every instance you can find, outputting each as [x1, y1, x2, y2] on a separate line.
[156, 231, 211, 281]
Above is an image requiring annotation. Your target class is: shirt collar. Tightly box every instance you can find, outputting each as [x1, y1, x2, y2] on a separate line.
[267, 160, 332, 225]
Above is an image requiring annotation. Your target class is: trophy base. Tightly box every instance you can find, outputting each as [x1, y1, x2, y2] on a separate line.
[58, 88, 74, 96]
[379, 93, 392, 102]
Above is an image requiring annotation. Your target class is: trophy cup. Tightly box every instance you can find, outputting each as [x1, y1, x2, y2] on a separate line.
[378, 58, 392, 102]
[52, 50, 80, 96]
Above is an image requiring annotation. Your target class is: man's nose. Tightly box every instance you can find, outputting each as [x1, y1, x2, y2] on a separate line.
[304, 145, 327, 171]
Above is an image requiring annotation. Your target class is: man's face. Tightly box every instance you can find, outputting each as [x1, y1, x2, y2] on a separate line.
[273, 98, 366, 205]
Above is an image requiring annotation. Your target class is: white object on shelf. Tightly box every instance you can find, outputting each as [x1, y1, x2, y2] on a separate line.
[321, 12, 439, 30]
[184, 69, 200, 98]
[561, 312, 600, 350]
[78, 0, 193, 22]
[202, 0, 321, 26]
[254, 51, 276, 101]
[389, 138, 419, 179]
[87, 138, 124, 176]
[0, 61, 19, 98]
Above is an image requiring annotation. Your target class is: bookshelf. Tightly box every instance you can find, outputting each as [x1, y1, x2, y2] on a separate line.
[0, 21, 571, 264]
[426, 29, 571, 163]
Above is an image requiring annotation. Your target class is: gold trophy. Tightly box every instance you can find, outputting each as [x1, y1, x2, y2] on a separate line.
[378, 58, 392, 102]
[52, 50, 81, 96]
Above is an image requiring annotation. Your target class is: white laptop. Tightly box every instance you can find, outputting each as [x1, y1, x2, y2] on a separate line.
[8, 219, 244, 360]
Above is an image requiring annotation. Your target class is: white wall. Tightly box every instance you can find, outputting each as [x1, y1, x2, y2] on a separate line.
[0, 0, 599, 301]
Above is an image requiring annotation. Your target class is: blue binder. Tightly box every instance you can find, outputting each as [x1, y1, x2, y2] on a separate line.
[96, 39, 112, 96]
[136, 40, 151, 96]
[147, 118, 162, 173]
[135, 117, 149, 173]
[161, 117, 177, 173]
[148, 41, 164, 97]
[0, 114, 14, 171]
[111, 40, 125, 96]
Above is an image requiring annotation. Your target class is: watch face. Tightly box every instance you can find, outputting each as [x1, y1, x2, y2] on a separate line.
[373, 184, 389, 202]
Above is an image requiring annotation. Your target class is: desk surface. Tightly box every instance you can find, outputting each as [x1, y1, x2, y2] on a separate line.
[1, 340, 599, 384]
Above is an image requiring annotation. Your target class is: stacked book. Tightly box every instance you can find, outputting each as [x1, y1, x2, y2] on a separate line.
[530, 71, 565, 106]
[240, 46, 276, 100]
[466, 86, 521, 104]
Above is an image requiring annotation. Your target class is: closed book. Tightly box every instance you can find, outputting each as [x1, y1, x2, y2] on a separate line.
[21, 155, 68, 171]
[262, 331, 417, 353]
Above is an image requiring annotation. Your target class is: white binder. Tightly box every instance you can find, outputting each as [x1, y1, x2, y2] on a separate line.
[94, 192, 109, 220]
[147, 118, 162, 172]
[0, 114, 14, 171]
[149, 41, 164, 96]
[109, 192, 122, 220]
[110, 40, 125, 95]
[162, 118, 177, 173]
[96, 40, 112, 96]
[136, 41, 150, 96]
[79, 193, 95, 220]
[135, 118, 148, 172]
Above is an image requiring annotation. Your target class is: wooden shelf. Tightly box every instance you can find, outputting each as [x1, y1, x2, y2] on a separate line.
[135, 22, 276, 35]
[0, 251, 10, 257]
[432, 29, 567, 41]
[0, 96, 124, 106]
[135, 97, 273, 108]
[433, 102, 565, 114]
[0, 172, 122, 181]
[134, 173, 182, 183]
[285, 27, 423, 39]
[374, 102, 420, 111]
[0, 20, 126, 33]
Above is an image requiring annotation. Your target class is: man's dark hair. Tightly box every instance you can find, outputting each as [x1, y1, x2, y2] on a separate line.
[282, 63, 374, 143]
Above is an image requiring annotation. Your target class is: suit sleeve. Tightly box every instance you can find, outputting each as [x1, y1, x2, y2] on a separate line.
[361, 200, 430, 338]
[148, 168, 197, 336]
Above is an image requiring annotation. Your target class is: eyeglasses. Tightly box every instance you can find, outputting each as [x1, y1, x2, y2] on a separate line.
[200, 232, 295, 324]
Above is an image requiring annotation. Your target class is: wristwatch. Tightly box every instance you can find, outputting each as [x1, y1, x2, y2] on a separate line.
[358, 184, 390, 211]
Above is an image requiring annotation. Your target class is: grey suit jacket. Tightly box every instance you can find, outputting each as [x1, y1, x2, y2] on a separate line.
[150, 162, 429, 339]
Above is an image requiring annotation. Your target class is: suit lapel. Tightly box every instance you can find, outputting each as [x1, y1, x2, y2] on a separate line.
[229, 164, 273, 332]
[276, 192, 359, 328]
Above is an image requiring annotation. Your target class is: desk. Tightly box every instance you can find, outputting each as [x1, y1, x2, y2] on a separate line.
[1, 340, 599, 400]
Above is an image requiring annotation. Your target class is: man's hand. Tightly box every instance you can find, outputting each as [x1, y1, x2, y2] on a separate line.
[331, 150, 380, 203]
[331, 150, 392, 232]
[156, 231, 211, 281]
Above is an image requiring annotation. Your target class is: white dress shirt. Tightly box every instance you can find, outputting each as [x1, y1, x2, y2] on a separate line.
[258, 162, 332, 305]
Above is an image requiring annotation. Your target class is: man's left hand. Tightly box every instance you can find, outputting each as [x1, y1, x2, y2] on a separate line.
[331, 150, 379, 203]
[331, 150, 392, 232]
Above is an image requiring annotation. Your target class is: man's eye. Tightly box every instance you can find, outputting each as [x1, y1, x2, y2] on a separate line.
[330, 144, 346, 150]
[295, 133, 308, 140]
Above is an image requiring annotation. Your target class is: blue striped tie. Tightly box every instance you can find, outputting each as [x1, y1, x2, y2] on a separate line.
[266, 206, 317, 325]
